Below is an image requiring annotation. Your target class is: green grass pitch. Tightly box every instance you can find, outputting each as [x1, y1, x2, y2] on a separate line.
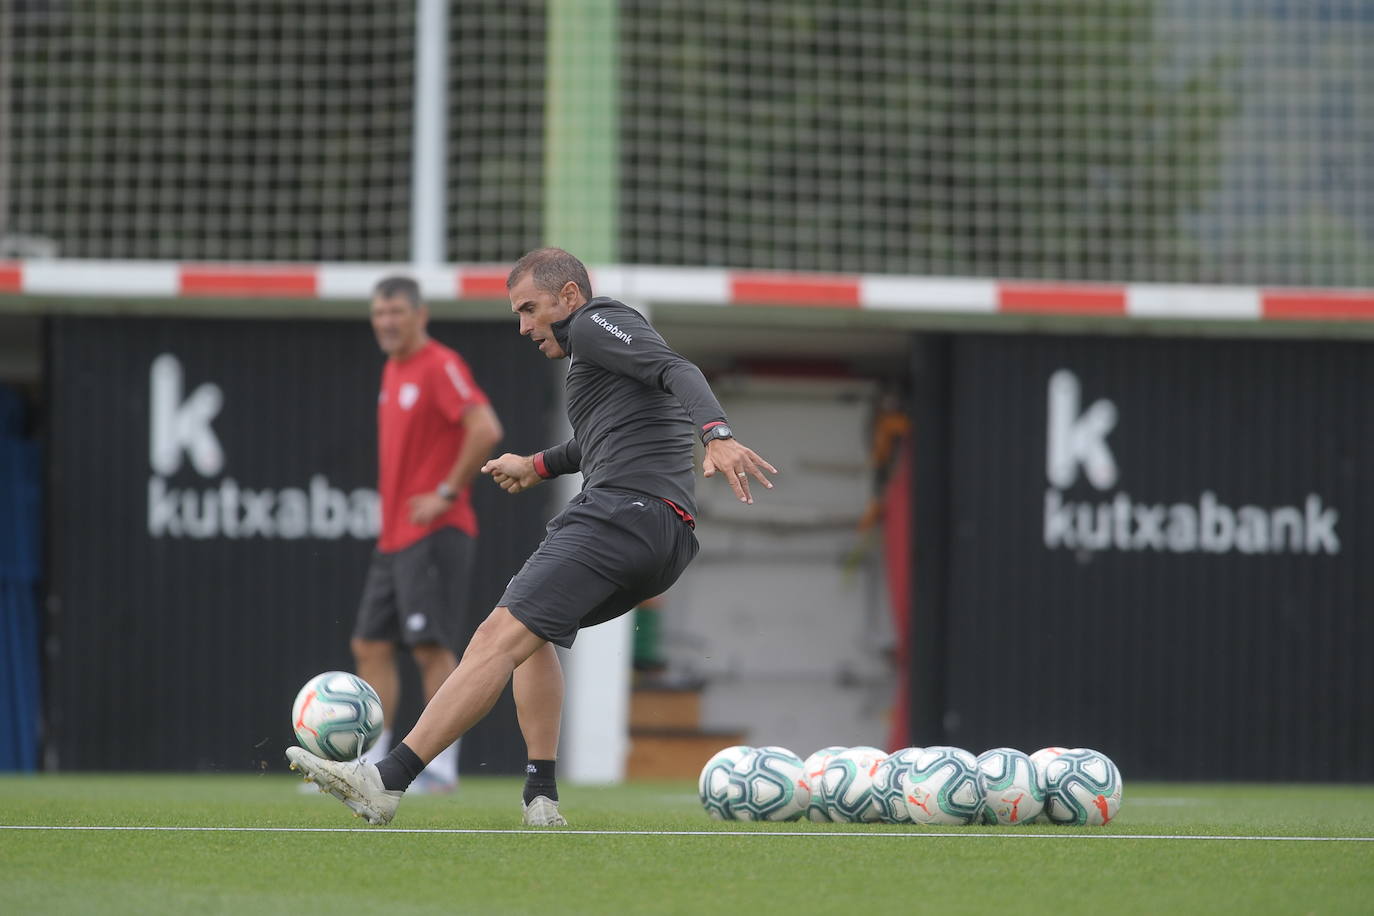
[3, 775, 1372, 914]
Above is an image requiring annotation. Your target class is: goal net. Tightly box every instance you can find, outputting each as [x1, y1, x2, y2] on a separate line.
[3, 1, 1370, 286]
[1, 0, 545, 264]
[619, 0, 1373, 286]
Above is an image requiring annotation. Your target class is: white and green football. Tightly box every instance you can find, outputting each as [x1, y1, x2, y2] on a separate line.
[1043, 747, 1123, 826]
[869, 747, 924, 823]
[1029, 746, 1069, 773]
[800, 746, 847, 822]
[900, 745, 984, 825]
[290, 671, 384, 762]
[1026, 746, 1069, 822]
[818, 745, 888, 823]
[726, 746, 808, 821]
[976, 747, 1046, 825]
[698, 745, 753, 820]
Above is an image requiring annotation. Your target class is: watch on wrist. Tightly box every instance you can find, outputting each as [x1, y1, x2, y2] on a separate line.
[701, 423, 734, 446]
[436, 482, 456, 502]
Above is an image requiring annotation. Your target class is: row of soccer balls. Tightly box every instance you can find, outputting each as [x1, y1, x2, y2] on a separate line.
[699, 744, 1124, 826]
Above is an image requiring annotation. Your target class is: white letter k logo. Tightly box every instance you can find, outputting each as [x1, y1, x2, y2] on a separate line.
[1046, 369, 1118, 490]
[150, 353, 224, 476]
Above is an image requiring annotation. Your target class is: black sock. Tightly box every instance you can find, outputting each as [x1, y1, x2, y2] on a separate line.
[376, 742, 424, 792]
[523, 759, 558, 805]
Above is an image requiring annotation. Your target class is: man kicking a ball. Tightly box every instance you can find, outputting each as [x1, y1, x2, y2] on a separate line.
[287, 247, 776, 826]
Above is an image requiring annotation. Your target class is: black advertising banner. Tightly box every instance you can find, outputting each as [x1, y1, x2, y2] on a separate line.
[936, 334, 1374, 780]
[47, 316, 557, 772]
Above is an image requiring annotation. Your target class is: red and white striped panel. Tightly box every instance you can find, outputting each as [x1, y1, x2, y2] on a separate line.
[2, 260, 1372, 322]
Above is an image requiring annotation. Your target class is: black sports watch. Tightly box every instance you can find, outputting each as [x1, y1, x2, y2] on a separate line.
[701, 424, 734, 446]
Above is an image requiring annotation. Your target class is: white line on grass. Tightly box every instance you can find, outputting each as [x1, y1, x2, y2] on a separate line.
[2, 825, 1372, 842]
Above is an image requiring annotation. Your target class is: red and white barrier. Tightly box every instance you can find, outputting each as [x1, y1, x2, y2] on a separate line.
[3, 259, 1372, 322]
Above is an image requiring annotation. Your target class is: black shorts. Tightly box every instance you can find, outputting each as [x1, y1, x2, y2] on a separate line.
[353, 526, 476, 650]
[499, 487, 699, 648]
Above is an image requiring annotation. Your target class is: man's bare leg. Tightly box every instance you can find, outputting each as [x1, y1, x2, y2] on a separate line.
[351, 637, 398, 759]
[411, 642, 461, 788]
[514, 642, 564, 759]
[413, 643, 460, 701]
[513, 642, 566, 824]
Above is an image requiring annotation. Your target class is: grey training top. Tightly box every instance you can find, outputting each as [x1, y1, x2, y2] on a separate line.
[538, 297, 727, 517]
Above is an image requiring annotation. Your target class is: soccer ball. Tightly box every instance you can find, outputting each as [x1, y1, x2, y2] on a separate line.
[801, 746, 847, 822]
[1026, 747, 1069, 822]
[1043, 747, 1123, 826]
[699, 745, 752, 820]
[976, 748, 1046, 825]
[1029, 746, 1069, 773]
[869, 747, 923, 823]
[727, 746, 808, 821]
[291, 671, 384, 762]
[901, 746, 984, 825]
[801, 746, 846, 822]
[819, 746, 888, 823]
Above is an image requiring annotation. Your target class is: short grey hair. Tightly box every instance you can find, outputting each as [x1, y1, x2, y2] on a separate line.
[372, 275, 422, 308]
[507, 248, 592, 301]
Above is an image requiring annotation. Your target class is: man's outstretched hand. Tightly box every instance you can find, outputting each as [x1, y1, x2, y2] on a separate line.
[703, 439, 777, 505]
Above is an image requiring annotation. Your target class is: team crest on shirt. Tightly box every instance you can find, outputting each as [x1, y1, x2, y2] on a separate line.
[399, 383, 420, 409]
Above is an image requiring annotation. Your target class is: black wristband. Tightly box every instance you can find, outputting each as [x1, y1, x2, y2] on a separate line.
[700, 423, 734, 446]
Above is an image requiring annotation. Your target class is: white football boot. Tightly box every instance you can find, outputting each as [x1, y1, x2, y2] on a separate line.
[286, 746, 403, 826]
[521, 795, 568, 827]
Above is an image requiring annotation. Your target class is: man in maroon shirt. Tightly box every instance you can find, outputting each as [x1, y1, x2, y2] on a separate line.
[350, 275, 503, 791]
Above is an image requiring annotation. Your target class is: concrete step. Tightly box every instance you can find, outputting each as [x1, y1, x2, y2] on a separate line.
[629, 687, 704, 731]
[626, 728, 748, 781]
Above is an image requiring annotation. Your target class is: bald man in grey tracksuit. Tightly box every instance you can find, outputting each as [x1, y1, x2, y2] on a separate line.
[285, 247, 776, 828]
[501, 292, 736, 646]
